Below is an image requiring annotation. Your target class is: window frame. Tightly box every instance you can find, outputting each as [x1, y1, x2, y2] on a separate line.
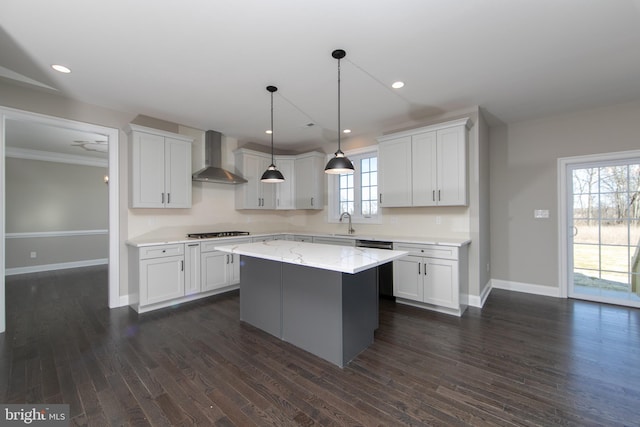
[327, 147, 382, 224]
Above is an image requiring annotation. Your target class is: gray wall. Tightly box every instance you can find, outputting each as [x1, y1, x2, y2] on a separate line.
[490, 100, 640, 288]
[5, 157, 108, 269]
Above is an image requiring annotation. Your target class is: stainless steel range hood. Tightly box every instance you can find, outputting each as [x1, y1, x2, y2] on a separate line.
[192, 130, 247, 184]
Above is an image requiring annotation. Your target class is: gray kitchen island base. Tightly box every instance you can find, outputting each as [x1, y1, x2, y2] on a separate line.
[240, 256, 378, 368]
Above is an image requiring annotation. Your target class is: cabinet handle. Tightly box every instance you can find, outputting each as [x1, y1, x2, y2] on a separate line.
[424, 263, 427, 276]
[418, 263, 420, 275]
[379, 193, 382, 204]
[180, 260, 184, 271]
[230, 255, 234, 264]
[167, 193, 171, 204]
[188, 243, 198, 247]
[438, 190, 441, 201]
[432, 190, 435, 202]
[226, 254, 229, 264]
[311, 197, 314, 206]
[162, 193, 165, 204]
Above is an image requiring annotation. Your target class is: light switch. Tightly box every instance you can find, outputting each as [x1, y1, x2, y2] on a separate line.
[534, 209, 550, 219]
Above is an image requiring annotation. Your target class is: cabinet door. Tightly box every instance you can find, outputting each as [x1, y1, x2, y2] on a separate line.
[228, 253, 242, 284]
[131, 132, 166, 208]
[411, 131, 437, 206]
[201, 251, 229, 291]
[436, 126, 467, 206]
[140, 255, 185, 305]
[379, 136, 412, 207]
[184, 243, 201, 296]
[164, 137, 192, 208]
[259, 155, 276, 209]
[294, 155, 323, 209]
[393, 255, 423, 301]
[275, 157, 295, 210]
[424, 258, 458, 309]
[235, 152, 275, 209]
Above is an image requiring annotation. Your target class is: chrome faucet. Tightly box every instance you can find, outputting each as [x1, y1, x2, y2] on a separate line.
[339, 212, 355, 235]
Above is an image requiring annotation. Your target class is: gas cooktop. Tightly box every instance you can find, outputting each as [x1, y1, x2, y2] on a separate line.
[186, 231, 250, 239]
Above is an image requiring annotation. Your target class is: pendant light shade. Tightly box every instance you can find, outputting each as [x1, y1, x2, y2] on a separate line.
[261, 85, 285, 183]
[325, 49, 354, 175]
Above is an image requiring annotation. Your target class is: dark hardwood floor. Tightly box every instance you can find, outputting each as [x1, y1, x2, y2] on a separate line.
[2, 266, 640, 426]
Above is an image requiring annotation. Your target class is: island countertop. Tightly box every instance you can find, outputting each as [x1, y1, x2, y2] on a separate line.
[215, 240, 408, 274]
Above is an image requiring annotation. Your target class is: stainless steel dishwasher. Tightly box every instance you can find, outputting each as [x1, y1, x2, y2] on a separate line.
[355, 239, 394, 299]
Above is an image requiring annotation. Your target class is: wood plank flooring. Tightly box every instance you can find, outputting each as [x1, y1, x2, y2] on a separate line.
[2, 265, 640, 426]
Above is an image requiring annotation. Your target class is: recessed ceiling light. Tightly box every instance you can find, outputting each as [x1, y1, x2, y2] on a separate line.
[391, 81, 405, 89]
[51, 64, 71, 74]
[265, 130, 272, 134]
[343, 129, 351, 134]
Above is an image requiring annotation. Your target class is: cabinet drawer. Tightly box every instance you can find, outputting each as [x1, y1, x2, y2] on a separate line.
[139, 244, 184, 260]
[393, 243, 458, 260]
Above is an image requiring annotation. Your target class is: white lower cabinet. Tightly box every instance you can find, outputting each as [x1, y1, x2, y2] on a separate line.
[140, 254, 185, 306]
[129, 237, 251, 313]
[393, 242, 468, 316]
[201, 238, 251, 292]
[129, 243, 186, 312]
[201, 251, 229, 291]
[184, 243, 201, 296]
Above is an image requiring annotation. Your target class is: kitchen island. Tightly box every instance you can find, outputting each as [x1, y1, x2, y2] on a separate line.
[215, 240, 407, 367]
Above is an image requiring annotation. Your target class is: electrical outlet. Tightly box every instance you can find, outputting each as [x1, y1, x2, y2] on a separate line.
[30, 251, 37, 259]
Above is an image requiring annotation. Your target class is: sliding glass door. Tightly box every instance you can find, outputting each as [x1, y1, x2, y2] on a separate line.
[568, 159, 640, 307]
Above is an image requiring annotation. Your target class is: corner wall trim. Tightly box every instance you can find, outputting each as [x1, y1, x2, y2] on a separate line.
[5, 258, 108, 276]
[491, 279, 562, 298]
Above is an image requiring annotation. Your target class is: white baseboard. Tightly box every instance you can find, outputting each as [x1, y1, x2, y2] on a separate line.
[467, 279, 493, 307]
[491, 279, 562, 298]
[5, 258, 108, 276]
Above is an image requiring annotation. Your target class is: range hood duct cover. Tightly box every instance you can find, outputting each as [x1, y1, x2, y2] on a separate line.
[192, 130, 247, 184]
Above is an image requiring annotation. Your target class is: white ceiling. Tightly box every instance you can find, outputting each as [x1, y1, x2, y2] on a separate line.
[1, 0, 640, 151]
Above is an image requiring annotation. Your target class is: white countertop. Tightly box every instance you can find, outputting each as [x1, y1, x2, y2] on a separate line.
[126, 231, 470, 248]
[214, 240, 409, 274]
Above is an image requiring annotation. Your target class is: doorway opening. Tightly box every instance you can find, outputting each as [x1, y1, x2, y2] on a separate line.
[1, 107, 120, 333]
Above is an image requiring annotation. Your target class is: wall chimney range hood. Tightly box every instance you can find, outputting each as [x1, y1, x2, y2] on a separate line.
[192, 130, 247, 184]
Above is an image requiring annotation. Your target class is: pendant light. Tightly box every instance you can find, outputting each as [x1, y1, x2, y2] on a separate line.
[261, 85, 285, 183]
[325, 49, 354, 174]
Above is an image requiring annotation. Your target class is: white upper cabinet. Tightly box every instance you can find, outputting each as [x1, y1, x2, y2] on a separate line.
[378, 136, 413, 207]
[294, 152, 324, 210]
[234, 149, 276, 209]
[378, 118, 470, 207]
[235, 149, 324, 210]
[275, 156, 295, 210]
[128, 124, 193, 208]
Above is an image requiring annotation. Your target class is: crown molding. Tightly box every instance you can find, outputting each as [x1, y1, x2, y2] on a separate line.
[5, 146, 108, 167]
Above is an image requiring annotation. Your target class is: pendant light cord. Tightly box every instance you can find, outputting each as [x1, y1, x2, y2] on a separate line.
[270, 89, 275, 164]
[337, 55, 341, 153]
